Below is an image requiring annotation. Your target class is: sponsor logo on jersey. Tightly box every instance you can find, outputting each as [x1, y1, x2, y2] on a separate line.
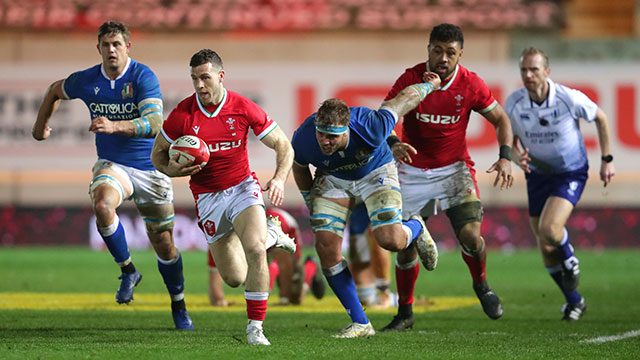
[94, 87, 100, 95]
[208, 140, 242, 152]
[193, 126, 200, 134]
[121, 83, 133, 99]
[331, 157, 372, 172]
[89, 102, 138, 120]
[322, 160, 330, 166]
[416, 113, 461, 124]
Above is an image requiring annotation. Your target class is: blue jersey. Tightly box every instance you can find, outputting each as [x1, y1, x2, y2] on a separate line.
[292, 107, 397, 180]
[62, 58, 162, 170]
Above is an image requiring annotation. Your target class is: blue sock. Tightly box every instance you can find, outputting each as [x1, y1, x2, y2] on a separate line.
[402, 218, 423, 247]
[158, 253, 185, 296]
[548, 265, 582, 304]
[99, 218, 130, 264]
[325, 260, 368, 324]
[558, 229, 574, 261]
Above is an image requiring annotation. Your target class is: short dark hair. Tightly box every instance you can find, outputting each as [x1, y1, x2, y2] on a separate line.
[98, 21, 130, 43]
[316, 98, 350, 127]
[190, 49, 224, 69]
[520, 47, 549, 69]
[430, 23, 464, 49]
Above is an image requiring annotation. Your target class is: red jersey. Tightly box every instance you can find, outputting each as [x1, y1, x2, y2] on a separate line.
[162, 89, 277, 195]
[386, 63, 497, 170]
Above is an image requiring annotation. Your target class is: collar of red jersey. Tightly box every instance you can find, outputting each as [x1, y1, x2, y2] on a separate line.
[196, 88, 227, 118]
[426, 62, 459, 91]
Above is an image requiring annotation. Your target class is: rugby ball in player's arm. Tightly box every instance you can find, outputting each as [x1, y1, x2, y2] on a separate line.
[168, 135, 210, 168]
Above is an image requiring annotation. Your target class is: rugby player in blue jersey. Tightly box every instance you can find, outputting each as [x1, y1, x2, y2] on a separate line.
[505, 47, 615, 321]
[32, 21, 194, 330]
[291, 73, 441, 338]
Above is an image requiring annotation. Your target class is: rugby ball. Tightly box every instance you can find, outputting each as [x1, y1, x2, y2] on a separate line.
[168, 135, 210, 168]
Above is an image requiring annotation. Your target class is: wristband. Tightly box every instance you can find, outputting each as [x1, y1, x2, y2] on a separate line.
[499, 145, 512, 161]
[386, 135, 401, 148]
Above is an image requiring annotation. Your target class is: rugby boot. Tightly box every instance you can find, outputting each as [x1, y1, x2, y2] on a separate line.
[267, 215, 297, 254]
[411, 215, 438, 271]
[380, 314, 414, 332]
[246, 325, 271, 345]
[115, 270, 142, 304]
[562, 298, 587, 322]
[473, 280, 503, 320]
[332, 321, 375, 338]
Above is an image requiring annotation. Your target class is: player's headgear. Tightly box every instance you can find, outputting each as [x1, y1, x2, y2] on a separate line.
[98, 21, 131, 43]
[315, 98, 350, 134]
[430, 23, 464, 48]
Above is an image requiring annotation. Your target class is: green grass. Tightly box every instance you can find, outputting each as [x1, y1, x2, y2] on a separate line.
[1, 247, 639, 359]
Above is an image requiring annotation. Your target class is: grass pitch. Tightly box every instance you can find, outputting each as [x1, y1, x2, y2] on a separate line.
[1, 247, 639, 359]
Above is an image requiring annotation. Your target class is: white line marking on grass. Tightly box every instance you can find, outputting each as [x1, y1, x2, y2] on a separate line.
[580, 329, 640, 344]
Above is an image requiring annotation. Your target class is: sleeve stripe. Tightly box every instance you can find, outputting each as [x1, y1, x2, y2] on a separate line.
[479, 100, 498, 114]
[256, 121, 278, 140]
[160, 128, 175, 143]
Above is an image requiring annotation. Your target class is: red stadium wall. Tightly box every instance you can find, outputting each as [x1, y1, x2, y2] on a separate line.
[1, 206, 638, 249]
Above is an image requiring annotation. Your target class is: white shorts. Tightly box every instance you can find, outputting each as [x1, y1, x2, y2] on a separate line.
[399, 161, 479, 220]
[91, 159, 173, 205]
[195, 175, 265, 244]
[312, 162, 400, 202]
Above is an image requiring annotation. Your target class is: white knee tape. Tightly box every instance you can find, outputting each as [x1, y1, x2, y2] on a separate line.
[364, 189, 403, 231]
[310, 198, 349, 237]
[97, 214, 120, 237]
[90, 174, 125, 207]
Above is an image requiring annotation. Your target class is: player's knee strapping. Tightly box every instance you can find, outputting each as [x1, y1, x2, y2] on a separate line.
[364, 189, 403, 231]
[310, 198, 349, 237]
[446, 201, 483, 238]
[140, 205, 175, 234]
[90, 174, 126, 207]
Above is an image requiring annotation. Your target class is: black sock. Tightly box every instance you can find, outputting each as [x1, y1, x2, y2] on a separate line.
[398, 303, 413, 318]
[121, 262, 136, 274]
[171, 299, 186, 311]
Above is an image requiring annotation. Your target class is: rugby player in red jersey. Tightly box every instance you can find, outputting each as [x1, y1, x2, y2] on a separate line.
[382, 23, 514, 331]
[151, 49, 294, 345]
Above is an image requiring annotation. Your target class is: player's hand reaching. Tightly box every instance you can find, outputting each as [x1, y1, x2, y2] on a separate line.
[600, 161, 615, 187]
[486, 158, 513, 190]
[263, 178, 285, 207]
[516, 147, 531, 173]
[89, 116, 117, 134]
[422, 72, 442, 89]
[391, 141, 417, 164]
[165, 153, 202, 177]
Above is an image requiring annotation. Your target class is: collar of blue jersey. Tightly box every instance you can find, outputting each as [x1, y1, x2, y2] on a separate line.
[315, 123, 349, 135]
[100, 57, 131, 82]
[426, 62, 458, 91]
[196, 88, 227, 118]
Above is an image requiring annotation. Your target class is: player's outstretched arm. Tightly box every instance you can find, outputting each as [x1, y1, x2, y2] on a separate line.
[89, 98, 163, 138]
[593, 108, 615, 187]
[260, 126, 294, 207]
[292, 162, 314, 210]
[151, 134, 202, 177]
[33, 80, 66, 141]
[483, 104, 514, 189]
[381, 72, 441, 119]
